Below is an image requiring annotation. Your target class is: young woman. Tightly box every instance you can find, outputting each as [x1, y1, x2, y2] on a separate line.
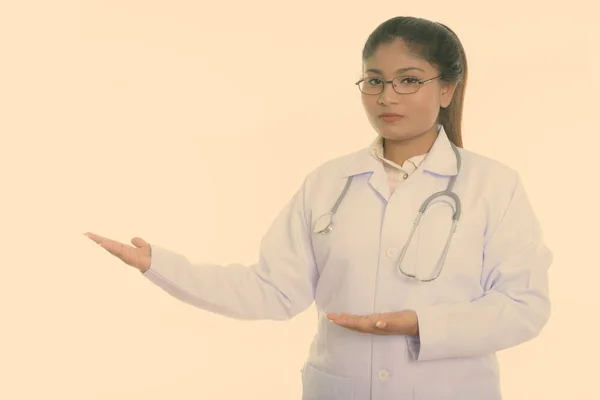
[85, 16, 552, 400]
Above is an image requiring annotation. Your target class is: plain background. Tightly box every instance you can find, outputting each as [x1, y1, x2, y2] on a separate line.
[1, 1, 598, 399]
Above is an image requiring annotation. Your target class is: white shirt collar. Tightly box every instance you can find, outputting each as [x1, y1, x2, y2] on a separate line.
[368, 126, 442, 173]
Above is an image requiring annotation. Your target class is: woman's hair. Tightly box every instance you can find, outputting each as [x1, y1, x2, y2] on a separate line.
[362, 16, 468, 147]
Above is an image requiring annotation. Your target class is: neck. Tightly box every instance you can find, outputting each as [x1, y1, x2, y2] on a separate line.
[383, 126, 438, 166]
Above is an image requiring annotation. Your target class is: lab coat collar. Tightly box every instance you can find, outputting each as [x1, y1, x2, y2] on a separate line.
[343, 124, 459, 178]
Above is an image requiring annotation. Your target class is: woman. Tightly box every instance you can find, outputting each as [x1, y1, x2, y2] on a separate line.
[85, 16, 552, 400]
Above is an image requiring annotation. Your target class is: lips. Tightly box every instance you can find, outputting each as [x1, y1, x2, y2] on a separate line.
[379, 113, 404, 122]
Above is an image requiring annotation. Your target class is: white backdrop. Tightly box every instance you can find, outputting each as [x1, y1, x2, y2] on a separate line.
[1, 1, 598, 399]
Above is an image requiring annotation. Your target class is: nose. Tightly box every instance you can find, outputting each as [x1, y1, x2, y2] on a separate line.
[378, 81, 400, 105]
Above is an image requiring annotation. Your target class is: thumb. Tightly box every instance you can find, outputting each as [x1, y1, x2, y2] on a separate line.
[374, 312, 408, 331]
[131, 237, 148, 248]
[131, 237, 151, 271]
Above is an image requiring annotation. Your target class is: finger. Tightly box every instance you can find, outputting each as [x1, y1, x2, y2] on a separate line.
[84, 232, 110, 245]
[327, 312, 360, 320]
[329, 318, 391, 335]
[330, 314, 374, 331]
[355, 316, 377, 331]
[85, 232, 145, 247]
[100, 240, 130, 259]
[86, 233, 135, 263]
[327, 313, 353, 324]
[85, 232, 122, 252]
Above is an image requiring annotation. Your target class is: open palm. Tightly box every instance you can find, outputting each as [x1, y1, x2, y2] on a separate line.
[84, 232, 151, 272]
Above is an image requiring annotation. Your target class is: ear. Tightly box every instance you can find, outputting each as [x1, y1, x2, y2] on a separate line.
[440, 82, 458, 108]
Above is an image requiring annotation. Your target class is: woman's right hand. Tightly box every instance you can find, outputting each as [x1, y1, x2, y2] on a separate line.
[84, 232, 152, 273]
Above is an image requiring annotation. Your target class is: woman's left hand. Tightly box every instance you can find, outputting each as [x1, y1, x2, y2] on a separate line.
[326, 310, 419, 336]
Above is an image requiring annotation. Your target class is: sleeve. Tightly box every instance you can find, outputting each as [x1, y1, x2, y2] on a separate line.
[407, 172, 552, 361]
[140, 176, 319, 321]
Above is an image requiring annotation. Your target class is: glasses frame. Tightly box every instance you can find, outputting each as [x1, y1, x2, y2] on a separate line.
[355, 74, 442, 95]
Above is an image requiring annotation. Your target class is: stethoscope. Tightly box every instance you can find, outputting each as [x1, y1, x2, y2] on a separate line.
[313, 142, 462, 282]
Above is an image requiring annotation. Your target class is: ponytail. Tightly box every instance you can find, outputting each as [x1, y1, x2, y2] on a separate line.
[436, 22, 468, 148]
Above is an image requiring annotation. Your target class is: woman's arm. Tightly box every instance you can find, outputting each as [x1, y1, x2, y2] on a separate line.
[142, 177, 319, 321]
[408, 172, 552, 361]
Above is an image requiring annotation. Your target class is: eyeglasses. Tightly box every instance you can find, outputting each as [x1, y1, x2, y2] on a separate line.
[355, 74, 441, 95]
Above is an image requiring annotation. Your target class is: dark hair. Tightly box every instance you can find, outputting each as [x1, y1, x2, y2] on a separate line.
[362, 17, 468, 147]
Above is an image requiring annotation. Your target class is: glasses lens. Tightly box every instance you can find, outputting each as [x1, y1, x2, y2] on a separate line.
[358, 77, 383, 94]
[393, 76, 419, 94]
[358, 76, 421, 94]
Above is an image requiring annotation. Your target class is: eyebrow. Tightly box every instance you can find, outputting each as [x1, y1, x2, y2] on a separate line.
[364, 67, 425, 75]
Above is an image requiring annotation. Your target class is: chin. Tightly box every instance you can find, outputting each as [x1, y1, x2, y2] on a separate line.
[377, 127, 415, 141]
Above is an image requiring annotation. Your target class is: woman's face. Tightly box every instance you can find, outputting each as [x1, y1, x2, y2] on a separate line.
[360, 39, 456, 142]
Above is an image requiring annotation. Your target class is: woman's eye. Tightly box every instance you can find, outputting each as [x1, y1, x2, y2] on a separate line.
[367, 78, 382, 85]
[401, 77, 420, 84]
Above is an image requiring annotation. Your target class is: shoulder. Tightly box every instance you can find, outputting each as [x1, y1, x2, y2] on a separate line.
[459, 147, 521, 188]
[457, 147, 528, 220]
[304, 148, 367, 184]
[291, 148, 369, 211]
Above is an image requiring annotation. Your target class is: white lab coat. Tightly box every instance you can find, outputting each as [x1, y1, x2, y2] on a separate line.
[143, 127, 552, 400]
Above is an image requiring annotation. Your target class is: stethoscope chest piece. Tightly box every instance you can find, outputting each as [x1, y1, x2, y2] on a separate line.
[313, 212, 334, 235]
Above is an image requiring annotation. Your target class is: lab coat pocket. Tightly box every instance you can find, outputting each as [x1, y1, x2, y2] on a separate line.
[413, 359, 501, 400]
[301, 362, 354, 400]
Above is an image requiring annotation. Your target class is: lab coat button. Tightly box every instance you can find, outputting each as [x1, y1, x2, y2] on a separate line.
[378, 369, 390, 381]
[386, 248, 397, 258]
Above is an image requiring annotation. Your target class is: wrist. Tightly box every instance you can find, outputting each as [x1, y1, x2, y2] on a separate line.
[409, 310, 419, 336]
